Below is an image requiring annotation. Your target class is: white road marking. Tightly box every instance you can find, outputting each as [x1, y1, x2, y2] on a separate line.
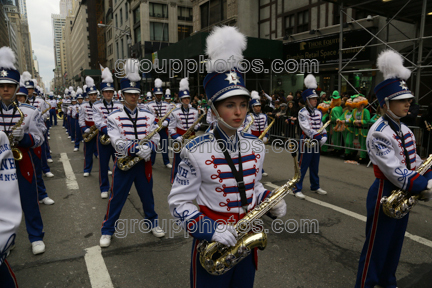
[60, 152, 79, 190]
[264, 182, 432, 248]
[84, 246, 114, 288]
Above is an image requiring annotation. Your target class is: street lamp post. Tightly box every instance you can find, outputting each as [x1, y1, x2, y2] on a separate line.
[98, 23, 132, 58]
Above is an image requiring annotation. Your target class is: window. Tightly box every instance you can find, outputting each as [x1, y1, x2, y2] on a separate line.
[200, 0, 226, 29]
[134, 26, 141, 43]
[116, 41, 119, 59]
[134, 7, 140, 24]
[125, 3, 128, 20]
[150, 22, 168, 41]
[284, 14, 295, 35]
[149, 3, 168, 18]
[297, 10, 309, 33]
[115, 13, 118, 27]
[120, 8, 123, 25]
[121, 38, 124, 58]
[178, 25, 192, 41]
[178, 6, 192, 21]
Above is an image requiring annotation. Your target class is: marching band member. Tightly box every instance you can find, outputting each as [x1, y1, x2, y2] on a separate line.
[168, 77, 200, 184]
[147, 78, 172, 168]
[79, 77, 98, 177]
[72, 88, 84, 151]
[292, 74, 328, 199]
[66, 87, 74, 138]
[69, 93, 79, 148]
[0, 47, 46, 255]
[99, 59, 165, 248]
[165, 89, 175, 110]
[47, 92, 58, 126]
[0, 129, 21, 287]
[249, 91, 269, 176]
[67, 90, 75, 143]
[93, 66, 122, 199]
[167, 26, 284, 287]
[61, 88, 70, 130]
[355, 50, 432, 288]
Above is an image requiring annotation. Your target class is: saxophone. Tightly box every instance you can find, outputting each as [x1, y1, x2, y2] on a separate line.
[242, 113, 254, 133]
[83, 125, 99, 142]
[117, 106, 176, 171]
[258, 116, 276, 143]
[8, 103, 24, 161]
[380, 154, 432, 219]
[42, 99, 51, 117]
[173, 113, 206, 153]
[304, 120, 331, 147]
[198, 149, 301, 275]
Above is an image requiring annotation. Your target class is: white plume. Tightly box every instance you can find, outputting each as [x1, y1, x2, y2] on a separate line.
[304, 74, 317, 89]
[22, 71, 32, 82]
[48, 91, 53, 96]
[377, 50, 411, 80]
[33, 79, 38, 87]
[205, 26, 247, 73]
[179, 78, 189, 91]
[154, 78, 162, 88]
[76, 87, 83, 95]
[101, 66, 113, 83]
[64, 88, 68, 94]
[85, 76, 95, 88]
[146, 92, 152, 97]
[69, 86, 74, 91]
[124, 59, 141, 82]
[165, 89, 171, 95]
[0, 47, 16, 69]
[70, 91, 76, 97]
[251, 90, 260, 100]
[83, 85, 87, 91]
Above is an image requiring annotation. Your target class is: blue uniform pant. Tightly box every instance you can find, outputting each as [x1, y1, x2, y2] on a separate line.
[17, 150, 44, 243]
[70, 118, 76, 142]
[97, 135, 115, 193]
[101, 159, 158, 235]
[41, 133, 51, 174]
[74, 117, 82, 149]
[355, 179, 408, 288]
[0, 260, 18, 288]
[67, 116, 72, 135]
[63, 114, 66, 128]
[151, 128, 170, 166]
[294, 139, 321, 192]
[49, 109, 57, 126]
[170, 152, 181, 184]
[30, 148, 48, 201]
[83, 136, 97, 173]
[190, 238, 255, 288]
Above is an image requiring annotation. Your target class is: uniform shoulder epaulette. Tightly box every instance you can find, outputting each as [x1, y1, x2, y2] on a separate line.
[240, 131, 258, 139]
[375, 120, 387, 132]
[93, 100, 102, 105]
[173, 107, 181, 112]
[19, 103, 36, 110]
[109, 109, 122, 116]
[185, 133, 213, 151]
[138, 107, 153, 114]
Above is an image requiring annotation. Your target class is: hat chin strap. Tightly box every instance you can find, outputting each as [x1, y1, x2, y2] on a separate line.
[384, 98, 402, 120]
[306, 98, 315, 110]
[210, 102, 238, 131]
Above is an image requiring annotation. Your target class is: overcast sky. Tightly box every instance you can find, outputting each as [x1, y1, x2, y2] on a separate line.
[27, 0, 59, 90]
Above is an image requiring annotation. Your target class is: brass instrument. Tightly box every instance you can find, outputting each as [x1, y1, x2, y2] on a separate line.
[258, 116, 276, 143]
[8, 103, 24, 161]
[41, 99, 51, 117]
[57, 101, 64, 119]
[304, 120, 331, 147]
[425, 121, 432, 132]
[100, 134, 111, 145]
[380, 154, 432, 219]
[242, 113, 254, 133]
[83, 125, 99, 142]
[117, 106, 176, 171]
[173, 113, 206, 153]
[198, 149, 301, 275]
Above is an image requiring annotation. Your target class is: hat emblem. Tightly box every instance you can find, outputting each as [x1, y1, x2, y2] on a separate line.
[25, 81, 29, 85]
[130, 81, 136, 87]
[90, 87, 94, 91]
[107, 83, 111, 87]
[225, 71, 240, 85]
[313, 90, 316, 95]
[0, 70, 8, 77]
[184, 91, 187, 95]
[399, 80, 408, 90]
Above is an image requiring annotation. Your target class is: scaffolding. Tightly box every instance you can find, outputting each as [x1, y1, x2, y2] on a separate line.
[326, 0, 432, 108]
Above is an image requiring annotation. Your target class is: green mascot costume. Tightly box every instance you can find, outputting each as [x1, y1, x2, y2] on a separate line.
[349, 95, 370, 163]
[329, 91, 343, 154]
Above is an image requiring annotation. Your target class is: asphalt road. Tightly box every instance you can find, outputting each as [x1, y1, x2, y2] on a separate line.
[7, 123, 432, 288]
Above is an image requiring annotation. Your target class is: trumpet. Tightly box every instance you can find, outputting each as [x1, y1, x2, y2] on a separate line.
[381, 154, 432, 219]
[173, 113, 206, 153]
[198, 148, 301, 275]
[83, 125, 99, 142]
[8, 103, 24, 161]
[304, 120, 331, 147]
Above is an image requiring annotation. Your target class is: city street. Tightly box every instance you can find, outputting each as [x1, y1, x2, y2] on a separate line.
[7, 123, 432, 288]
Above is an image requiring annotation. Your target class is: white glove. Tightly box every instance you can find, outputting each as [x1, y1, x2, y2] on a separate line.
[175, 136, 183, 143]
[84, 128, 90, 134]
[320, 137, 327, 147]
[162, 120, 168, 127]
[194, 123, 201, 130]
[419, 179, 432, 202]
[269, 199, 287, 217]
[12, 127, 24, 141]
[211, 224, 237, 247]
[136, 144, 152, 162]
[262, 137, 268, 144]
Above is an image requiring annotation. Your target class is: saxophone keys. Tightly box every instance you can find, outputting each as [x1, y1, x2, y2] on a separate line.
[225, 254, 235, 265]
